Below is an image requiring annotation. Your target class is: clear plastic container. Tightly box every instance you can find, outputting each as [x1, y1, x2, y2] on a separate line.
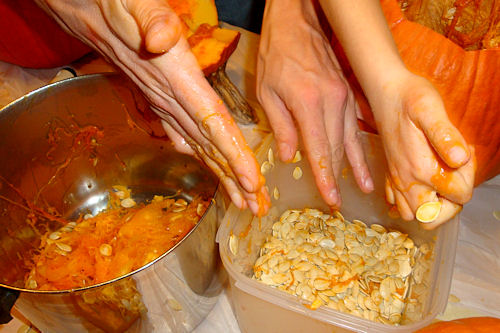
[217, 133, 459, 333]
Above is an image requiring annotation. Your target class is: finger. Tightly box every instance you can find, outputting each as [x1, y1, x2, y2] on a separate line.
[153, 41, 266, 195]
[343, 93, 373, 193]
[158, 108, 270, 216]
[161, 119, 196, 155]
[124, 0, 183, 53]
[385, 175, 395, 205]
[157, 104, 239, 181]
[394, 187, 414, 221]
[402, 183, 438, 213]
[160, 113, 249, 210]
[427, 154, 475, 204]
[420, 197, 462, 230]
[257, 88, 298, 162]
[244, 186, 271, 217]
[322, 79, 347, 185]
[292, 94, 340, 208]
[411, 93, 470, 168]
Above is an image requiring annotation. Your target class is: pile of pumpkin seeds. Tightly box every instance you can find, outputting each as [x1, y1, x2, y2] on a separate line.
[251, 208, 432, 325]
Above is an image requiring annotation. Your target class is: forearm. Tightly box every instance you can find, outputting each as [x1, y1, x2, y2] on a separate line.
[263, 0, 323, 34]
[318, 0, 407, 104]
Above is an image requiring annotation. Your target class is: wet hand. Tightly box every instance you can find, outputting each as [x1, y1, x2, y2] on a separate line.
[257, 0, 373, 209]
[35, 0, 270, 216]
[373, 72, 475, 229]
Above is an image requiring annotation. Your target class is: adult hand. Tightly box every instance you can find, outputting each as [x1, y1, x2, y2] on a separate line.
[374, 72, 475, 229]
[35, 0, 270, 216]
[257, 0, 373, 209]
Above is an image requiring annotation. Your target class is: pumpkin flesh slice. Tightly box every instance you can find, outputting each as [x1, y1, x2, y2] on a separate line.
[168, 0, 240, 75]
[165, 0, 255, 123]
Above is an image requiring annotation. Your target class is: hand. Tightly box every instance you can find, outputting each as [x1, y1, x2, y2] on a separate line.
[373, 72, 475, 229]
[257, 0, 373, 208]
[35, 0, 270, 216]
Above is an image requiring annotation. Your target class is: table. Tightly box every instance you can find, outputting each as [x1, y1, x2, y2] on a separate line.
[0, 25, 498, 333]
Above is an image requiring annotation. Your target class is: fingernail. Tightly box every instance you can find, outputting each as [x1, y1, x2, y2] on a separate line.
[449, 146, 468, 165]
[229, 191, 244, 209]
[278, 143, 292, 162]
[247, 199, 259, 215]
[239, 176, 255, 192]
[328, 188, 340, 207]
[364, 177, 374, 192]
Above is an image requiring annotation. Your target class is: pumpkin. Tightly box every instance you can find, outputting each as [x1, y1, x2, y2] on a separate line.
[416, 316, 500, 332]
[398, 0, 500, 51]
[334, 0, 500, 185]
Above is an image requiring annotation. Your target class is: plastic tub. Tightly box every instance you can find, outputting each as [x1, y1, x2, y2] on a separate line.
[217, 133, 459, 333]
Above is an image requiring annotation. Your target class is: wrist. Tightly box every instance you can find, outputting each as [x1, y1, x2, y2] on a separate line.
[264, 0, 319, 26]
[262, 0, 323, 48]
[366, 69, 414, 123]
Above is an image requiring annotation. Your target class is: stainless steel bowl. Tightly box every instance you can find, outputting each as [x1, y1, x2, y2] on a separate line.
[0, 73, 222, 332]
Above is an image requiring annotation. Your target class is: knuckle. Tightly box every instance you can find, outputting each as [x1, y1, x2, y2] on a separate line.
[272, 123, 295, 143]
[344, 127, 361, 145]
[305, 135, 330, 158]
[294, 86, 322, 110]
[331, 144, 345, 163]
[256, 86, 272, 107]
[327, 79, 348, 101]
[455, 188, 473, 204]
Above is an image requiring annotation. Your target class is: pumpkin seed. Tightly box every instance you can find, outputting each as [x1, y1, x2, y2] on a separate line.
[27, 279, 37, 289]
[196, 203, 205, 216]
[115, 191, 127, 199]
[175, 199, 188, 206]
[268, 148, 275, 165]
[416, 201, 442, 223]
[229, 234, 239, 256]
[252, 208, 432, 325]
[99, 243, 112, 256]
[292, 150, 302, 163]
[273, 187, 280, 200]
[261, 161, 273, 175]
[49, 232, 61, 240]
[172, 206, 186, 213]
[292, 167, 303, 180]
[56, 242, 72, 252]
[121, 198, 136, 208]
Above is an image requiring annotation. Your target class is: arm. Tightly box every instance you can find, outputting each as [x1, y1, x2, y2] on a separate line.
[35, 0, 270, 216]
[318, 0, 475, 227]
[257, 0, 374, 209]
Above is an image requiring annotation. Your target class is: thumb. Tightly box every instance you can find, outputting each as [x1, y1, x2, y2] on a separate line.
[124, 0, 183, 53]
[420, 197, 462, 230]
[413, 93, 470, 169]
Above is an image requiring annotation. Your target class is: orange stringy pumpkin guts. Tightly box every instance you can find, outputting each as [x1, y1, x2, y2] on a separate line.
[24, 188, 209, 291]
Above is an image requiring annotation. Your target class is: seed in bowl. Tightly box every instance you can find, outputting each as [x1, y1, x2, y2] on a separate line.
[25, 187, 210, 291]
[252, 208, 433, 325]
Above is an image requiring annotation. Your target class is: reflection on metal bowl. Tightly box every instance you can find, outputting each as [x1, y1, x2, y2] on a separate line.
[0, 73, 222, 332]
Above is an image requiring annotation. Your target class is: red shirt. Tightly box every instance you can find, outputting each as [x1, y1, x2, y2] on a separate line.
[0, 0, 90, 68]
